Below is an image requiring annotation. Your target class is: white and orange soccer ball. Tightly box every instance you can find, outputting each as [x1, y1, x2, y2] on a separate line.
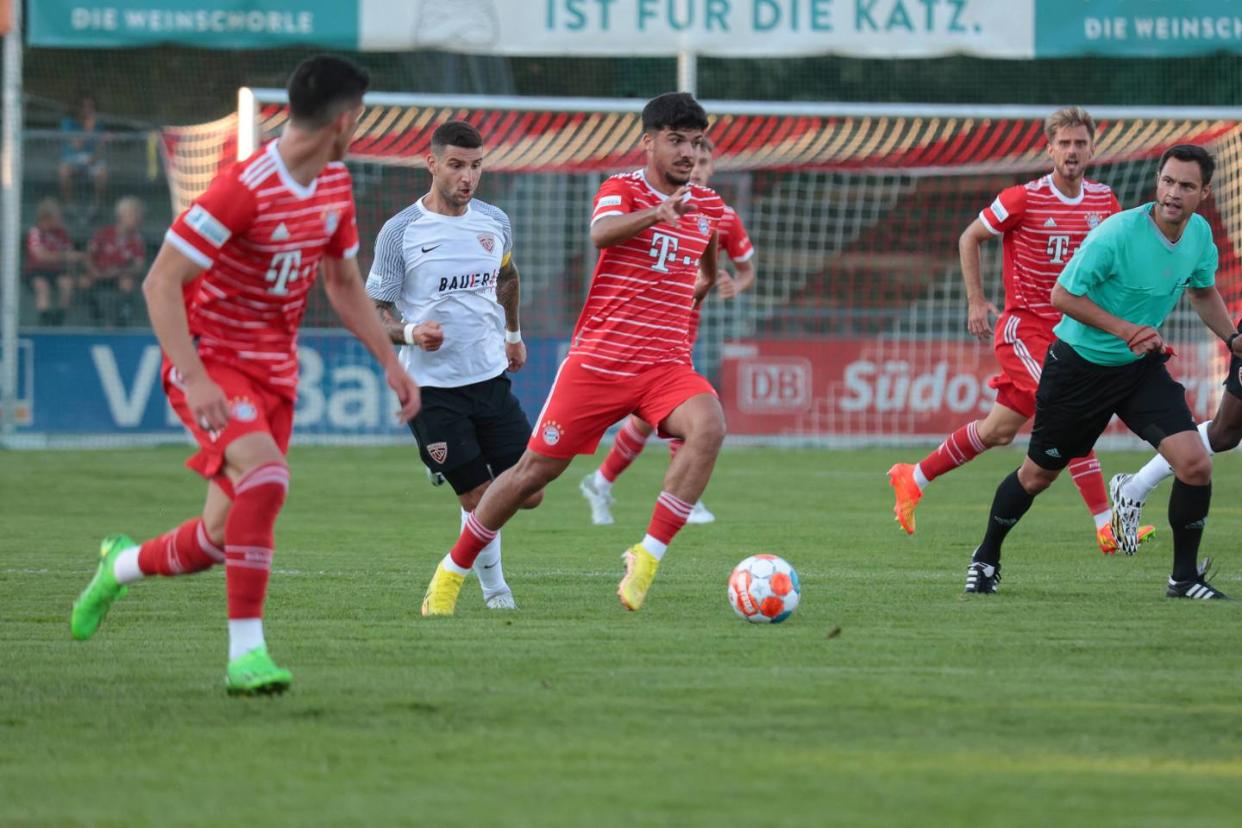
[728, 554, 800, 624]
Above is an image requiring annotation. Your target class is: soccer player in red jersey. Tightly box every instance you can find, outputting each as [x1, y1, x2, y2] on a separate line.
[421, 92, 727, 615]
[887, 106, 1153, 554]
[579, 136, 756, 526]
[69, 56, 421, 695]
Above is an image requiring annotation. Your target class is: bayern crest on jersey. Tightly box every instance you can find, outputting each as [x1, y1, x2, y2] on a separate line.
[540, 419, 562, 446]
[1085, 212, 1103, 229]
[697, 215, 710, 235]
[478, 233, 495, 253]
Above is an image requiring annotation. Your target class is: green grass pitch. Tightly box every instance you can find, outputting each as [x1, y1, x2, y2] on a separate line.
[2, 445, 1240, 827]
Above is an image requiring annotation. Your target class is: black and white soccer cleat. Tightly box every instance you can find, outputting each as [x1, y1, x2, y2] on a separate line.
[964, 559, 1001, 594]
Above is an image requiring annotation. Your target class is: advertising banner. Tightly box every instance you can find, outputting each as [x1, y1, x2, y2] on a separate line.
[15, 331, 565, 443]
[30, 0, 1242, 58]
[719, 338, 1223, 441]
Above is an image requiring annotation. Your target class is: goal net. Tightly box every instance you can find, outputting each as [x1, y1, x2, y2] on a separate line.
[158, 93, 1242, 447]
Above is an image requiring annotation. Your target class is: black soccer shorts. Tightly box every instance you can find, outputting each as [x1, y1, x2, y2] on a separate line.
[408, 373, 532, 495]
[1028, 339, 1196, 471]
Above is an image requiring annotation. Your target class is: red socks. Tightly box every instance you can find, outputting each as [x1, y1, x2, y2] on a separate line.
[647, 491, 693, 545]
[137, 517, 224, 576]
[224, 462, 289, 619]
[918, 420, 986, 482]
[599, 419, 649, 483]
[449, 512, 498, 570]
[1068, 451, 1109, 516]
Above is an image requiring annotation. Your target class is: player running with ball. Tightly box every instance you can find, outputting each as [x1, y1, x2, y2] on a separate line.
[579, 135, 756, 526]
[888, 107, 1154, 554]
[69, 56, 421, 694]
[420, 92, 727, 615]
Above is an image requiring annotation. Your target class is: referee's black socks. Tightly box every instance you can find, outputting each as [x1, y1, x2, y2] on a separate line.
[974, 469, 1037, 566]
[1169, 479, 1211, 581]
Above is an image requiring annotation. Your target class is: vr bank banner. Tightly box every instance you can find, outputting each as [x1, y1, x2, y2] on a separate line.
[31, 1, 1242, 58]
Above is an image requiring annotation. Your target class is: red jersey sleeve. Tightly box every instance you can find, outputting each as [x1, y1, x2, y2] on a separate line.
[979, 184, 1027, 236]
[165, 166, 257, 270]
[325, 196, 360, 259]
[590, 176, 634, 226]
[1107, 191, 1122, 216]
[721, 206, 755, 262]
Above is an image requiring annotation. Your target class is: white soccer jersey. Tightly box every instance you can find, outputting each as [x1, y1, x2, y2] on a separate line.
[366, 197, 513, 388]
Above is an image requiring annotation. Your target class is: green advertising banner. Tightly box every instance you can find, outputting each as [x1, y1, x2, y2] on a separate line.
[29, 0, 357, 49]
[26, 0, 1242, 58]
[1036, 0, 1242, 57]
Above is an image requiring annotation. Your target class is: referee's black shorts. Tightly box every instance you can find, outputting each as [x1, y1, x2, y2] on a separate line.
[1028, 339, 1196, 471]
[408, 373, 532, 495]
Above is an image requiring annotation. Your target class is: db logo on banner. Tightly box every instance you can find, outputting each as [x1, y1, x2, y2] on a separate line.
[738, 358, 811, 413]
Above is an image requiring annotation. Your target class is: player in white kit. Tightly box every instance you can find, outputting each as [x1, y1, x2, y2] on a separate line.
[367, 120, 539, 609]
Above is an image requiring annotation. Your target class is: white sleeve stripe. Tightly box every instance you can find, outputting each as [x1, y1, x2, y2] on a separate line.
[731, 247, 756, 263]
[164, 230, 213, 269]
[591, 210, 624, 226]
[978, 212, 1002, 236]
[338, 242, 359, 260]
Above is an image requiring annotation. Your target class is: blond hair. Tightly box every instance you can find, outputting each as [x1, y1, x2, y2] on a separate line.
[1045, 106, 1096, 142]
[35, 197, 62, 222]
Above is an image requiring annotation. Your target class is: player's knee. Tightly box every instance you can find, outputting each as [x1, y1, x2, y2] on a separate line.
[1017, 465, 1056, 494]
[201, 511, 227, 546]
[687, 416, 726, 454]
[520, 490, 544, 510]
[1176, 454, 1212, 486]
[977, 421, 1017, 447]
[1207, 423, 1242, 454]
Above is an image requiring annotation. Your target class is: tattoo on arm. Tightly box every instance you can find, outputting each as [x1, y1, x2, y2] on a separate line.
[498, 260, 520, 331]
[374, 299, 407, 345]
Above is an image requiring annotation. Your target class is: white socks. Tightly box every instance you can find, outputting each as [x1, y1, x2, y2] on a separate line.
[462, 508, 509, 596]
[112, 546, 144, 585]
[640, 534, 668, 560]
[1092, 511, 1111, 530]
[228, 618, 265, 660]
[1126, 420, 1214, 503]
[912, 464, 930, 491]
[593, 469, 613, 494]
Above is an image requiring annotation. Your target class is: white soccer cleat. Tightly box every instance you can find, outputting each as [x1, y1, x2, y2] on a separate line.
[686, 500, 716, 524]
[1109, 473, 1146, 556]
[579, 474, 615, 525]
[484, 589, 517, 610]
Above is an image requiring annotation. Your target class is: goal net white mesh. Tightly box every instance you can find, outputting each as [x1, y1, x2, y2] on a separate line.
[158, 94, 1242, 446]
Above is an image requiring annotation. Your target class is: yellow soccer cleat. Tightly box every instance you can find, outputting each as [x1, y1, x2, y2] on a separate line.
[617, 544, 661, 611]
[887, 463, 923, 535]
[1096, 523, 1156, 555]
[421, 560, 466, 617]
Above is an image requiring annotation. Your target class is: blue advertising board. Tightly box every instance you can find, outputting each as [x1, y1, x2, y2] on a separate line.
[13, 331, 567, 443]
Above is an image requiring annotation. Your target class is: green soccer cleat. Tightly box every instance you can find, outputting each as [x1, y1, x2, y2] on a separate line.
[225, 646, 293, 696]
[70, 534, 133, 641]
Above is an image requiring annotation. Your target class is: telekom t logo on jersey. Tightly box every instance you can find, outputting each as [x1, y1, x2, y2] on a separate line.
[649, 232, 680, 272]
[1046, 234, 1072, 264]
[265, 250, 315, 295]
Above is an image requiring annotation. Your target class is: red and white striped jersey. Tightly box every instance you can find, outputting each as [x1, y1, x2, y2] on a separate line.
[165, 140, 359, 399]
[979, 174, 1120, 323]
[574, 170, 724, 376]
[719, 205, 754, 263]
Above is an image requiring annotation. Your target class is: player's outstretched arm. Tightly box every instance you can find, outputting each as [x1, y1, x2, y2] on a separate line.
[142, 242, 230, 430]
[591, 185, 696, 249]
[323, 256, 420, 422]
[959, 219, 999, 342]
[1187, 285, 1240, 345]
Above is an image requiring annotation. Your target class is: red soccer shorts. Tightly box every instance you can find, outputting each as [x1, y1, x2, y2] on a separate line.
[164, 360, 294, 482]
[529, 357, 717, 458]
[989, 311, 1055, 419]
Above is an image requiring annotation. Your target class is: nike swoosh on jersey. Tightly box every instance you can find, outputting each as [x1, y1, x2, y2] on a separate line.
[421, 244, 441, 253]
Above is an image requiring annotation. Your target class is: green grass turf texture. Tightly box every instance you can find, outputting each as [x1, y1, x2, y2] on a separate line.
[2, 445, 1240, 827]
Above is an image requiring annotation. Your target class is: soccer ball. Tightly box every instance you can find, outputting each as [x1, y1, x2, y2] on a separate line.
[728, 554, 800, 623]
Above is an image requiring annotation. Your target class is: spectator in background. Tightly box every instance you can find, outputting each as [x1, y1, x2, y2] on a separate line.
[59, 95, 108, 216]
[25, 197, 85, 326]
[86, 196, 147, 326]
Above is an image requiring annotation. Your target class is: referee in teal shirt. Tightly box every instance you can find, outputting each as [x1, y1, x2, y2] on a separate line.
[965, 144, 1237, 600]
